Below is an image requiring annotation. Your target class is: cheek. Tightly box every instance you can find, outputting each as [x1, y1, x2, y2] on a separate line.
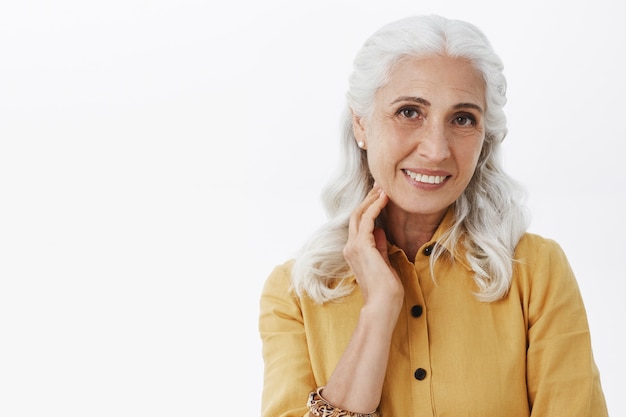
[367, 125, 413, 160]
[473, 138, 486, 163]
[365, 146, 395, 186]
[365, 148, 383, 178]
[453, 139, 484, 176]
[464, 143, 485, 176]
[363, 128, 388, 172]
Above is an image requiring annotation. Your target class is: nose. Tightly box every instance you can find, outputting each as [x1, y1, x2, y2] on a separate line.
[416, 123, 451, 162]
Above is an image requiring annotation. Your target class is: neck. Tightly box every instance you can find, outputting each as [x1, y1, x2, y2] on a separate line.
[379, 204, 448, 262]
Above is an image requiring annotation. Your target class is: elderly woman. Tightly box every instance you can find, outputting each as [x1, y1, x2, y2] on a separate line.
[259, 15, 607, 417]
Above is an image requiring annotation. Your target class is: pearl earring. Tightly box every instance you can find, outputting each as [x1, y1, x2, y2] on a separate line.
[357, 141, 365, 149]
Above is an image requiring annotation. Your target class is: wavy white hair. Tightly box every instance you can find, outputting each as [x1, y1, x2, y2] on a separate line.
[291, 15, 529, 303]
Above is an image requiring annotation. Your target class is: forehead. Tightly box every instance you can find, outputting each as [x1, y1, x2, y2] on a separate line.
[378, 55, 486, 106]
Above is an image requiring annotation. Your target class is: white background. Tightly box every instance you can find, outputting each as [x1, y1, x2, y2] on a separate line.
[0, 0, 624, 416]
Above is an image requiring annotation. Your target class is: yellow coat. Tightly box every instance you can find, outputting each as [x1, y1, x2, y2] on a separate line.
[259, 217, 608, 416]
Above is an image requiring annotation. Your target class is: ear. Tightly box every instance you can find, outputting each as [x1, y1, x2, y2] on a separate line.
[351, 110, 367, 149]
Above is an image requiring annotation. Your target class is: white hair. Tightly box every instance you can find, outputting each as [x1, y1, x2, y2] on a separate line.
[291, 15, 529, 303]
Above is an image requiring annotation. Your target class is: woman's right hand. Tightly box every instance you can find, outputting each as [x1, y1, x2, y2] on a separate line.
[343, 185, 404, 309]
[321, 186, 404, 412]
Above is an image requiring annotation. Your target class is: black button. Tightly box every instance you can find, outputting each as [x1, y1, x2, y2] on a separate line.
[414, 368, 427, 380]
[410, 305, 423, 317]
[423, 245, 434, 256]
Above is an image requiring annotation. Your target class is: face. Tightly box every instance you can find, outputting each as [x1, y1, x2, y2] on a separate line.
[353, 55, 486, 222]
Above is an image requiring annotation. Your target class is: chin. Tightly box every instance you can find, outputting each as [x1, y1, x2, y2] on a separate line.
[391, 198, 453, 219]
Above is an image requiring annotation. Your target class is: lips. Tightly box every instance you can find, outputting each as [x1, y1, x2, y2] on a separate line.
[403, 169, 449, 185]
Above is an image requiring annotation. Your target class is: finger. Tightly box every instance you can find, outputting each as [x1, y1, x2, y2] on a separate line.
[348, 193, 388, 249]
[353, 189, 388, 240]
[348, 186, 384, 237]
[356, 186, 385, 219]
[373, 227, 389, 260]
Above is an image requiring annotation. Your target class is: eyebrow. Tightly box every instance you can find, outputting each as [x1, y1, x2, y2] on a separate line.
[390, 96, 484, 114]
[391, 96, 431, 106]
[453, 102, 484, 114]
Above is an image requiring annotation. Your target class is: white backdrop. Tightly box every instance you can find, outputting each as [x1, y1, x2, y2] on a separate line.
[1, 0, 624, 416]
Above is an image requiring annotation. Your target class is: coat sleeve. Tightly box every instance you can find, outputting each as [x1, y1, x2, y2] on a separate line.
[525, 238, 608, 416]
[259, 261, 315, 417]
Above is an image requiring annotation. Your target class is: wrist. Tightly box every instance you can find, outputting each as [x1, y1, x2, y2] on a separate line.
[359, 300, 402, 331]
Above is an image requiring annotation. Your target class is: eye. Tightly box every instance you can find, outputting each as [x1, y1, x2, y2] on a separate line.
[452, 114, 476, 127]
[398, 107, 421, 119]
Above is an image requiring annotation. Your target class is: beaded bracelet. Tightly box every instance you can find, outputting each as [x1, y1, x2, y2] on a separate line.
[307, 387, 380, 417]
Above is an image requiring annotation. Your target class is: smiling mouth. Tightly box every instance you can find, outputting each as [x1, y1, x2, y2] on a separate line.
[403, 169, 449, 185]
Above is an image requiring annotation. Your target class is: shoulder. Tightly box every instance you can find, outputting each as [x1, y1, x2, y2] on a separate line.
[514, 232, 573, 274]
[514, 232, 570, 268]
[511, 233, 580, 304]
[261, 259, 296, 300]
[259, 259, 305, 330]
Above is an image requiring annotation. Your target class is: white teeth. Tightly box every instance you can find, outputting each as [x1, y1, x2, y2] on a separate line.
[404, 170, 447, 184]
